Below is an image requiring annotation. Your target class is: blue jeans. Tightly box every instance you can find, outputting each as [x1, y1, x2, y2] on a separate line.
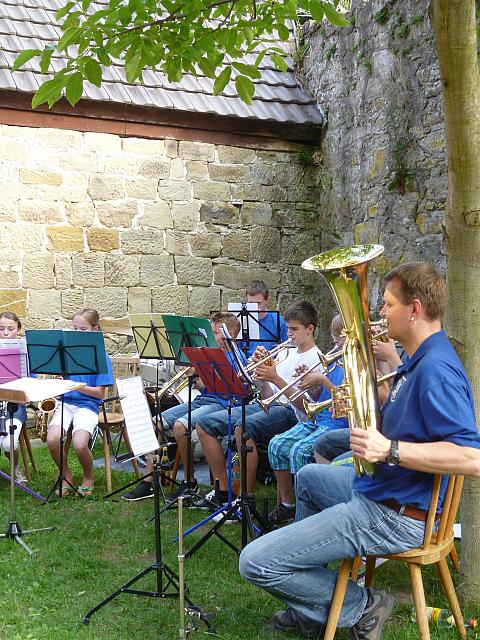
[239, 464, 425, 627]
[160, 396, 225, 432]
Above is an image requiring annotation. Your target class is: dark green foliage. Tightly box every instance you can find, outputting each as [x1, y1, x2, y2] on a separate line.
[373, 7, 389, 25]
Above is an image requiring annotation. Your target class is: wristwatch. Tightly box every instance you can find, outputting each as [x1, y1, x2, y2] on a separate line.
[387, 439, 401, 466]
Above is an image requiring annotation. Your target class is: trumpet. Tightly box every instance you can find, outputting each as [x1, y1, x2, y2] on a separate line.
[303, 369, 398, 421]
[156, 366, 195, 400]
[35, 397, 57, 442]
[245, 339, 294, 374]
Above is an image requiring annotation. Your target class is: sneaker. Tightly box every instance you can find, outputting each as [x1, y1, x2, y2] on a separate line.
[14, 467, 28, 485]
[272, 608, 324, 638]
[211, 498, 241, 524]
[268, 503, 295, 526]
[121, 480, 154, 501]
[350, 589, 394, 640]
[166, 479, 198, 504]
[192, 489, 229, 510]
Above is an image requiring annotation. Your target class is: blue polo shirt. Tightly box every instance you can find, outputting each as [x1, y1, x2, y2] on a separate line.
[63, 353, 114, 413]
[245, 312, 288, 358]
[313, 361, 349, 430]
[355, 330, 480, 511]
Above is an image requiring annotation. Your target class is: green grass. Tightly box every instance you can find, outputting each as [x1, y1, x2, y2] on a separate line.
[0, 444, 477, 640]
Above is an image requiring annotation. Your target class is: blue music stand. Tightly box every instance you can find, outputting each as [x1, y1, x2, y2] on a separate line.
[26, 329, 108, 500]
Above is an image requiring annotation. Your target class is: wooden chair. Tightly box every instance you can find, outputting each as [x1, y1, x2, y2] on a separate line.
[18, 424, 37, 482]
[324, 474, 466, 640]
[97, 355, 141, 492]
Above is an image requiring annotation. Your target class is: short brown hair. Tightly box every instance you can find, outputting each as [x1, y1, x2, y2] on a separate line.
[0, 311, 21, 330]
[210, 312, 241, 337]
[382, 262, 447, 321]
[74, 308, 101, 328]
[284, 301, 318, 329]
[246, 280, 269, 299]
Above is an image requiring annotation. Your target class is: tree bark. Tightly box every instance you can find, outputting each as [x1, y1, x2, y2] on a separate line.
[430, 0, 480, 603]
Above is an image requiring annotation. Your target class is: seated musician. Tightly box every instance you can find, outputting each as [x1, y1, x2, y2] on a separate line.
[243, 280, 288, 357]
[267, 314, 348, 526]
[46, 309, 114, 496]
[121, 312, 244, 502]
[0, 311, 28, 485]
[194, 301, 320, 509]
[240, 262, 480, 639]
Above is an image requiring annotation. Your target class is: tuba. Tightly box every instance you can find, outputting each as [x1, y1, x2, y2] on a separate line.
[302, 244, 384, 476]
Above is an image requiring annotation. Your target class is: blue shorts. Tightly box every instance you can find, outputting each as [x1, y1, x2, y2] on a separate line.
[160, 396, 225, 432]
[198, 402, 297, 445]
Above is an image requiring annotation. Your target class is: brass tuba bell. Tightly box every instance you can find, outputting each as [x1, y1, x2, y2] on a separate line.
[302, 244, 384, 476]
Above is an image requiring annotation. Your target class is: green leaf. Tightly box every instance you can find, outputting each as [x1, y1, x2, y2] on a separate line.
[56, 2, 76, 20]
[125, 51, 143, 82]
[309, 0, 324, 22]
[231, 62, 261, 79]
[277, 24, 290, 41]
[84, 59, 102, 86]
[213, 66, 231, 94]
[57, 27, 83, 52]
[323, 2, 351, 27]
[197, 57, 217, 79]
[66, 72, 84, 106]
[12, 49, 41, 72]
[270, 53, 289, 73]
[235, 75, 254, 104]
[39, 47, 54, 74]
[31, 75, 67, 109]
[82, 0, 93, 10]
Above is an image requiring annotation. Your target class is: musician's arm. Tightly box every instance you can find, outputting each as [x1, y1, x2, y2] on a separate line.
[78, 384, 107, 400]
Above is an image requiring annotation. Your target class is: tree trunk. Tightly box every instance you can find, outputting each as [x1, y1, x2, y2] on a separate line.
[430, 0, 480, 603]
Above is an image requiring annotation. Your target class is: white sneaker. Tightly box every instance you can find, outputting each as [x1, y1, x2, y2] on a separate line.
[14, 467, 28, 485]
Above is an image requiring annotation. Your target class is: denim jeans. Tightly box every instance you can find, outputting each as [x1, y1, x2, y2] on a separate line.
[160, 396, 225, 432]
[239, 463, 425, 627]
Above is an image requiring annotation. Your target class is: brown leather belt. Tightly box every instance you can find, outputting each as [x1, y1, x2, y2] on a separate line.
[379, 499, 431, 522]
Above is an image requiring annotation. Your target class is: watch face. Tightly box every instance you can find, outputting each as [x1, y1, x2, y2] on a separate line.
[388, 440, 400, 465]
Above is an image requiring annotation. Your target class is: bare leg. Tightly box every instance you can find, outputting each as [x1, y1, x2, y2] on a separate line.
[173, 421, 195, 482]
[275, 469, 295, 505]
[47, 424, 74, 485]
[196, 425, 228, 491]
[72, 430, 94, 488]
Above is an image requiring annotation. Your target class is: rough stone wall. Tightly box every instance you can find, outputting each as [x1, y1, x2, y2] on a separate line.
[0, 124, 323, 349]
[298, 0, 447, 320]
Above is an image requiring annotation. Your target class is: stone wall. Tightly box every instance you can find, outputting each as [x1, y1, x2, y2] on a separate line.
[298, 0, 447, 315]
[0, 124, 324, 349]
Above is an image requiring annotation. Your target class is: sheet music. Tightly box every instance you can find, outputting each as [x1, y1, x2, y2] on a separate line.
[0, 338, 29, 377]
[116, 377, 159, 457]
[0, 377, 85, 402]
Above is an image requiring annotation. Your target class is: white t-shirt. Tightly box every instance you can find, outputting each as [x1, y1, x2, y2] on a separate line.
[271, 345, 321, 420]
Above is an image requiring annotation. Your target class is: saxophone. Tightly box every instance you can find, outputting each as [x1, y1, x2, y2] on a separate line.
[35, 398, 57, 442]
[302, 244, 384, 476]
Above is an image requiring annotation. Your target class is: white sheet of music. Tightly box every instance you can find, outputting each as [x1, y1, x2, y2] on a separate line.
[0, 377, 85, 402]
[116, 376, 159, 457]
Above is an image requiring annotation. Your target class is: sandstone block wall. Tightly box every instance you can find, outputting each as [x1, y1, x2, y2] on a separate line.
[0, 125, 323, 349]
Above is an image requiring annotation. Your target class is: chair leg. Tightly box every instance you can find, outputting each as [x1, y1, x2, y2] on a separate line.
[102, 427, 112, 493]
[23, 427, 37, 471]
[324, 557, 356, 640]
[408, 563, 430, 640]
[365, 556, 376, 588]
[351, 556, 363, 582]
[449, 546, 460, 573]
[170, 449, 181, 493]
[436, 558, 467, 640]
[18, 429, 31, 482]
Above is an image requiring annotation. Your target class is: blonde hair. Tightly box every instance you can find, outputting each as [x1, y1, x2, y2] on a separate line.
[0, 311, 22, 330]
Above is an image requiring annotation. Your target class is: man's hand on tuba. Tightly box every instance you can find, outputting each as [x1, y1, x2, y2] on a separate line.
[350, 426, 391, 464]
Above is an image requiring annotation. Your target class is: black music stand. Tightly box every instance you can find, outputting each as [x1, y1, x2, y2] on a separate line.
[227, 304, 283, 358]
[25, 329, 108, 500]
[178, 346, 266, 557]
[159, 316, 216, 507]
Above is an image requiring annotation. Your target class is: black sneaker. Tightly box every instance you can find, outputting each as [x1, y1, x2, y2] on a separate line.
[350, 589, 394, 640]
[121, 481, 154, 501]
[166, 479, 198, 504]
[272, 608, 324, 638]
[192, 489, 229, 510]
[268, 503, 296, 526]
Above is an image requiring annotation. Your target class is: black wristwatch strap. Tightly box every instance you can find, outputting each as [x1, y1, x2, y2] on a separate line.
[387, 439, 400, 466]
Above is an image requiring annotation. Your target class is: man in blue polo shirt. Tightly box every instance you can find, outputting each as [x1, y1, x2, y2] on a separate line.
[244, 280, 288, 357]
[240, 262, 480, 640]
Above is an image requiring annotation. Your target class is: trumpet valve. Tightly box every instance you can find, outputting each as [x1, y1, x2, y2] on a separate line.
[331, 385, 351, 419]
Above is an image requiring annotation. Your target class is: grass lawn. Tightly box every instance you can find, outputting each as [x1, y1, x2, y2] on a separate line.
[0, 442, 477, 640]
